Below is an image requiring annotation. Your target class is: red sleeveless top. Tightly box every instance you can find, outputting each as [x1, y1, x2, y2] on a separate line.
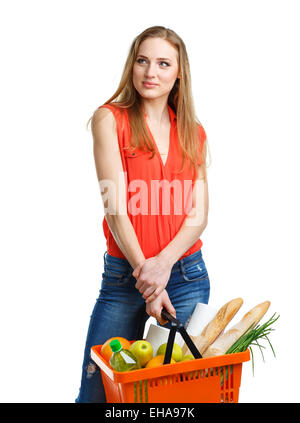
[98, 103, 207, 260]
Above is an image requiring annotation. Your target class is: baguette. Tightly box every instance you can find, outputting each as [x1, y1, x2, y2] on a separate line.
[203, 301, 271, 357]
[182, 298, 243, 356]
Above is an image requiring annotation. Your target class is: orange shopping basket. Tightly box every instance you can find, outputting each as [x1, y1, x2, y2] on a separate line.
[91, 308, 250, 403]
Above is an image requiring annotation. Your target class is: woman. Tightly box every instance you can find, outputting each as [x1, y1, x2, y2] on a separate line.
[75, 26, 210, 403]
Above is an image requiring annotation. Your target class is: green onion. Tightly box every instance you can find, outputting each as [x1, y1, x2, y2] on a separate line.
[226, 313, 279, 375]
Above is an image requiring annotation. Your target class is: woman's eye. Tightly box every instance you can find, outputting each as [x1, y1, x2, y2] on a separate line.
[136, 58, 170, 67]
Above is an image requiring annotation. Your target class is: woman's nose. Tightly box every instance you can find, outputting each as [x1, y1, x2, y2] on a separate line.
[144, 62, 157, 78]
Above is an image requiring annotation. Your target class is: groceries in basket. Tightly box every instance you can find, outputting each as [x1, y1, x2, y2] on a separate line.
[129, 340, 153, 367]
[100, 336, 131, 362]
[181, 298, 279, 372]
[109, 339, 140, 372]
[103, 337, 182, 370]
[99, 297, 279, 373]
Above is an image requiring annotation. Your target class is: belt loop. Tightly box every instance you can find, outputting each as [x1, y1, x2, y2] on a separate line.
[103, 251, 107, 263]
[179, 256, 185, 273]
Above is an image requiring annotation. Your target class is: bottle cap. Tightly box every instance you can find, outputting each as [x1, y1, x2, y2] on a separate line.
[109, 339, 122, 352]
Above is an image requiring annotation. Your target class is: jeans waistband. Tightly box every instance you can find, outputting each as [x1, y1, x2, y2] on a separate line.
[103, 249, 203, 272]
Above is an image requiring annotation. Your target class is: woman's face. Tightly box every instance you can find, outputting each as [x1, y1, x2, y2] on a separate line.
[133, 37, 179, 101]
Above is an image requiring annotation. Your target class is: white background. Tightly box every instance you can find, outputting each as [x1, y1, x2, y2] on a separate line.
[0, 0, 299, 403]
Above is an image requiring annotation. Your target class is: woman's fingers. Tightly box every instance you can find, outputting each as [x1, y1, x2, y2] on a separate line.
[145, 286, 163, 303]
[142, 287, 155, 300]
[145, 290, 176, 325]
[136, 279, 159, 297]
[135, 280, 150, 295]
[135, 278, 147, 292]
[152, 304, 168, 325]
[156, 314, 168, 325]
[162, 294, 176, 318]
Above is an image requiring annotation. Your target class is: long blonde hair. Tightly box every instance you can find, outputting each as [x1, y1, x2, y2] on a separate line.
[87, 25, 210, 176]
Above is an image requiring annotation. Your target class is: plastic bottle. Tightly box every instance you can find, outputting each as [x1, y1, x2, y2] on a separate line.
[109, 339, 140, 372]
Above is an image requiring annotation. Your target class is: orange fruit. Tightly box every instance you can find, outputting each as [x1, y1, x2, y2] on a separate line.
[100, 337, 131, 362]
[145, 354, 176, 368]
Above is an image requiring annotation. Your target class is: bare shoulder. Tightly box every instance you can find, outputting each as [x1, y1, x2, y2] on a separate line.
[91, 106, 120, 153]
[91, 106, 116, 133]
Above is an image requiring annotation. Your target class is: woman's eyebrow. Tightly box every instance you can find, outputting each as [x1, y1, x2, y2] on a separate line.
[137, 54, 172, 61]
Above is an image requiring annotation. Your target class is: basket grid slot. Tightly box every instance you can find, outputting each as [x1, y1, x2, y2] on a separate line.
[220, 364, 236, 403]
[133, 380, 148, 403]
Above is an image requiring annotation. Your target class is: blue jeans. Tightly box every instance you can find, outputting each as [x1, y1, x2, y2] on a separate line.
[75, 248, 210, 403]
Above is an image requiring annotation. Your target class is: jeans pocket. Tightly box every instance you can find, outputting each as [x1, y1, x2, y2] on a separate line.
[182, 259, 208, 282]
[102, 264, 132, 286]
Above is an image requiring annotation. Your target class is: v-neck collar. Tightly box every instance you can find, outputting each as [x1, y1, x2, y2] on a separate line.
[143, 104, 176, 171]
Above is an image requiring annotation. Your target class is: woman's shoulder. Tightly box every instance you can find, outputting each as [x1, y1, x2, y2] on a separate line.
[92, 103, 125, 127]
[92, 103, 129, 146]
[97, 102, 127, 118]
[96, 103, 128, 128]
[91, 105, 114, 129]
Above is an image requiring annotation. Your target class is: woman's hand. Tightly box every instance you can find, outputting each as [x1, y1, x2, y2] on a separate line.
[133, 256, 173, 303]
[145, 289, 176, 325]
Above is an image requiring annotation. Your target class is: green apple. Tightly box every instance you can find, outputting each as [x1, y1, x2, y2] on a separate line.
[156, 342, 183, 362]
[129, 340, 153, 367]
[182, 354, 195, 362]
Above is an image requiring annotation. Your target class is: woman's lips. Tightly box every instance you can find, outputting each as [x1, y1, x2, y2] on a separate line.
[143, 82, 158, 88]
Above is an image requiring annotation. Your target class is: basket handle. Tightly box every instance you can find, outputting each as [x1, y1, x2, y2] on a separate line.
[161, 308, 202, 364]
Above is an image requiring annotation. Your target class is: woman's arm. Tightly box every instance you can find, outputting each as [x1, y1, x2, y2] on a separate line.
[92, 107, 176, 322]
[92, 107, 146, 269]
[134, 164, 209, 302]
